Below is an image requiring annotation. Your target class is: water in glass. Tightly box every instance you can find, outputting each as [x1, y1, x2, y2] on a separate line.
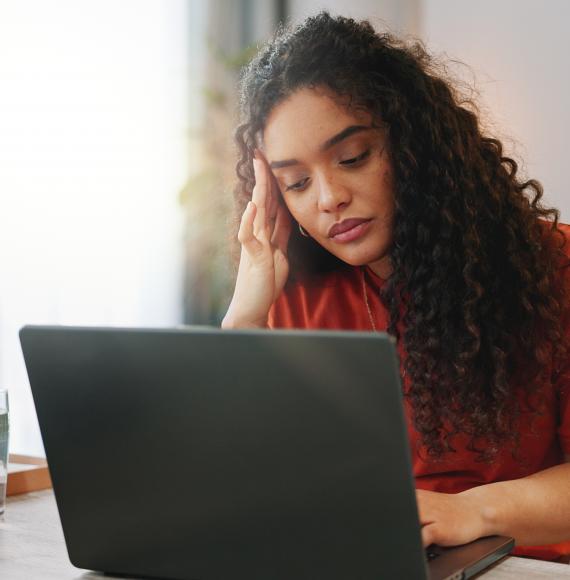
[0, 391, 9, 517]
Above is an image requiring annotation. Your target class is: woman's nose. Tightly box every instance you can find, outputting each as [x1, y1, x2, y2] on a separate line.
[316, 174, 351, 212]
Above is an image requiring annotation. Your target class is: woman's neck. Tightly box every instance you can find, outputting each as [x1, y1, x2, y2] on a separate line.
[366, 255, 392, 280]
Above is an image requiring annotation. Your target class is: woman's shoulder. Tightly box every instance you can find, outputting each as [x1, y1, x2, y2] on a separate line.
[556, 222, 570, 255]
[537, 220, 570, 271]
[541, 220, 570, 246]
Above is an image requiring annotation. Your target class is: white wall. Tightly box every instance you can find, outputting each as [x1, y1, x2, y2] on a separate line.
[289, 0, 421, 36]
[0, 0, 194, 455]
[420, 0, 570, 220]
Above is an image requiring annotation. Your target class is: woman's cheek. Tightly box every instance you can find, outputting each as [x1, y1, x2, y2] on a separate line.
[282, 195, 306, 223]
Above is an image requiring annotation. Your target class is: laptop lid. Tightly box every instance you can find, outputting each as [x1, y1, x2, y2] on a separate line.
[20, 325, 512, 579]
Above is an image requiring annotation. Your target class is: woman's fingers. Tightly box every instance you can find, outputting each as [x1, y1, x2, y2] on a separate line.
[237, 201, 262, 255]
[242, 151, 288, 258]
[271, 204, 292, 254]
[251, 158, 267, 208]
[255, 149, 280, 221]
[251, 158, 270, 241]
[268, 171, 280, 221]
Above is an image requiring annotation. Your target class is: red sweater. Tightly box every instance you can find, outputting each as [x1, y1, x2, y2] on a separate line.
[268, 233, 570, 561]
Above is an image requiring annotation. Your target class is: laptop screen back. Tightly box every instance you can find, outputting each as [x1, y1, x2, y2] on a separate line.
[20, 326, 428, 579]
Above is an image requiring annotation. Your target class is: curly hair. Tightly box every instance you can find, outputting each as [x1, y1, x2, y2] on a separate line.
[232, 11, 570, 461]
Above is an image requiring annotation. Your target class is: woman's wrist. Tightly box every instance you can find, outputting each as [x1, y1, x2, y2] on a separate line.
[459, 483, 511, 538]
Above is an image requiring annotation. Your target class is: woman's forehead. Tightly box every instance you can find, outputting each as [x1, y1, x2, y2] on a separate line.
[261, 87, 373, 158]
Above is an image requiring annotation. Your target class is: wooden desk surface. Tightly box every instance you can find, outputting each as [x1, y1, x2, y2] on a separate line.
[1, 490, 569, 579]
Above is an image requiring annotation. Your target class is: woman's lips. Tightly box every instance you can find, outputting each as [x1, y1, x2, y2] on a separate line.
[330, 219, 372, 243]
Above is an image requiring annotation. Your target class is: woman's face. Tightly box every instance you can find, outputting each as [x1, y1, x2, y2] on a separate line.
[262, 87, 395, 277]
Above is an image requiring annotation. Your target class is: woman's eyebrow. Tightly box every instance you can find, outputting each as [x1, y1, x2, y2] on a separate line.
[268, 125, 372, 170]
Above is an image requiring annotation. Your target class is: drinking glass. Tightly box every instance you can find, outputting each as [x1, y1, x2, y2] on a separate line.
[0, 390, 9, 518]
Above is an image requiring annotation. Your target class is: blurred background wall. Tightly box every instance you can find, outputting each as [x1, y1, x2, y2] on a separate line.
[0, 0, 192, 455]
[0, 0, 568, 455]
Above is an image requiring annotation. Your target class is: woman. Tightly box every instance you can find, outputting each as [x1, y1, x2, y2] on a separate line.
[222, 12, 570, 560]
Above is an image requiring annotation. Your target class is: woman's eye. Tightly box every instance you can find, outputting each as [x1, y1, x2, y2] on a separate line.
[285, 177, 309, 192]
[340, 149, 371, 166]
[284, 150, 371, 191]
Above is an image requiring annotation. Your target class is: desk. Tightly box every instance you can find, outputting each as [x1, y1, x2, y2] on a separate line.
[1, 490, 569, 579]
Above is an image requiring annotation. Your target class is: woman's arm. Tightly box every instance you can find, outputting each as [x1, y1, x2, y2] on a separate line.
[417, 459, 570, 547]
[222, 154, 292, 330]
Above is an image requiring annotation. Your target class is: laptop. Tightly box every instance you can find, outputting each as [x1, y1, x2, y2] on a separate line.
[19, 325, 513, 579]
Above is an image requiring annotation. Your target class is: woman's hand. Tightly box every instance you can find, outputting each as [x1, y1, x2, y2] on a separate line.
[418, 462, 570, 549]
[416, 489, 487, 548]
[222, 151, 292, 329]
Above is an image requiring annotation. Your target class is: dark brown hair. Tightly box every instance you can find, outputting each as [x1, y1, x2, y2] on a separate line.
[232, 12, 570, 460]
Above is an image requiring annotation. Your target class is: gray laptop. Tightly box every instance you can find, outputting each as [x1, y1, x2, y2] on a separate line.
[19, 325, 513, 579]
